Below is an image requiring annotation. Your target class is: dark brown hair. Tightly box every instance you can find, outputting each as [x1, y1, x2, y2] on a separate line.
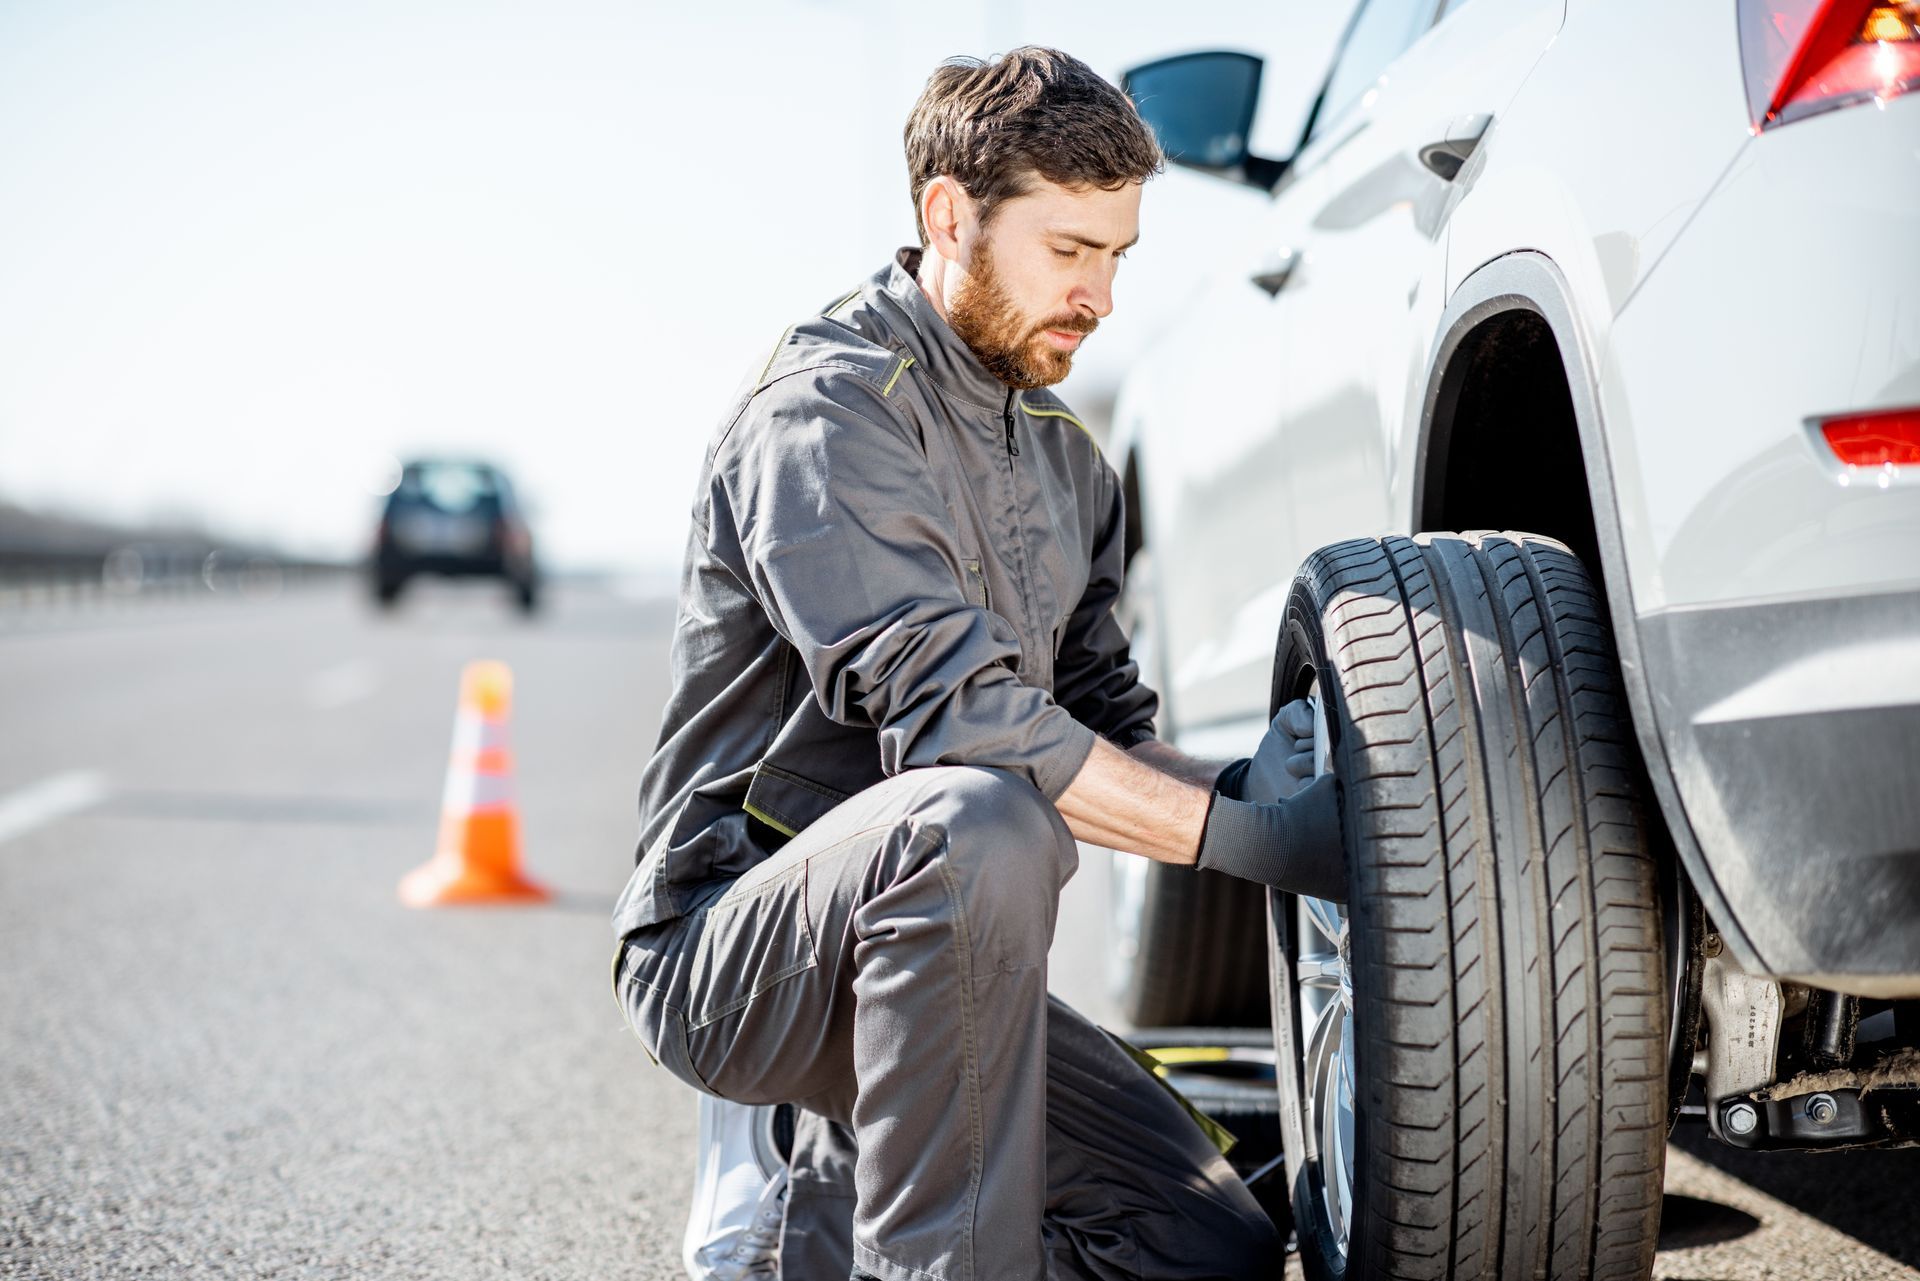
[904, 47, 1163, 248]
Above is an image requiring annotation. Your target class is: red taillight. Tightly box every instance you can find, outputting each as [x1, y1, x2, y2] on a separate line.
[497, 518, 532, 558]
[1739, 0, 1920, 129]
[1818, 407, 1920, 466]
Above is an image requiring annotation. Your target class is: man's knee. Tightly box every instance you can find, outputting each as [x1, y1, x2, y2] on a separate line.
[881, 766, 1078, 955]
[910, 766, 1074, 881]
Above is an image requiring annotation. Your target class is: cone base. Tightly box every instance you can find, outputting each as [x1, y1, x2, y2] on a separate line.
[398, 855, 550, 908]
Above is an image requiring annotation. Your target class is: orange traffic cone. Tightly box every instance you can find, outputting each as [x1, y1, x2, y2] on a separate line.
[399, 660, 549, 907]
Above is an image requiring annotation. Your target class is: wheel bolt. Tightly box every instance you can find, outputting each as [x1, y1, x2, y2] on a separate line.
[1724, 1102, 1759, 1135]
[1806, 1093, 1838, 1125]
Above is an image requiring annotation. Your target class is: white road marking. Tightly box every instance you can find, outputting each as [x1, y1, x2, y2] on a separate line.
[0, 770, 109, 847]
[306, 661, 378, 710]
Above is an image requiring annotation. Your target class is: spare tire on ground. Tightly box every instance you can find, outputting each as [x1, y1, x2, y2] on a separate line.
[1124, 1026, 1283, 1176]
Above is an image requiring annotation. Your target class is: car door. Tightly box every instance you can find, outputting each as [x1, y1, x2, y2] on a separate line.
[1164, 0, 1566, 732]
[1141, 207, 1317, 735]
[1276, 0, 1567, 551]
[1153, 0, 1441, 732]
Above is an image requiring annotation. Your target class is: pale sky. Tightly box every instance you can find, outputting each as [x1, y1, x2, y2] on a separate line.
[0, 1, 1353, 570]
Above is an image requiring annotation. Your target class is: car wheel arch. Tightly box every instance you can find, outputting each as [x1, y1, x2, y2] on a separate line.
[1412, 249, 1754, 970]
[1121, 448, 1146, 571]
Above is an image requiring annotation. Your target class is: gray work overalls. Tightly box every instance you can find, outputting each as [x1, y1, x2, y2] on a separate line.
[611, 248, 1277, 1281]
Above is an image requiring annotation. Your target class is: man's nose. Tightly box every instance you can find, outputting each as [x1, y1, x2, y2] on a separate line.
[1069, 264, 1114, 320]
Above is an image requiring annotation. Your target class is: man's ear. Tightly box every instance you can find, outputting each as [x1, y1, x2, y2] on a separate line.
[921, 176, 972, 266]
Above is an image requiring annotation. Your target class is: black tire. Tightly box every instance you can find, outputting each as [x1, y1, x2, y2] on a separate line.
[1268, 532, 1666, 1281]
[373, 574, 404, 608]
[1108, 548, 1266, 1028]
[1112, 863, 1269, 1028]
[1126, 1027, 1283, 1176]
[1124, 1029, 1295, 1236]
[514, 578, 540, 615]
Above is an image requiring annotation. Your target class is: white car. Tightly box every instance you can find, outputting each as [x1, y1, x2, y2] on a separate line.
[1110, 1, 1920, 1276]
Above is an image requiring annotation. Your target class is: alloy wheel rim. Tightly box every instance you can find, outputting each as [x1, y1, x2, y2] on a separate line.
[1295, 688, 1355, 1256]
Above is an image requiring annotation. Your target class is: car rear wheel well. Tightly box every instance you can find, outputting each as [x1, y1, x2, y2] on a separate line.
[1416, 306, 1608, 619]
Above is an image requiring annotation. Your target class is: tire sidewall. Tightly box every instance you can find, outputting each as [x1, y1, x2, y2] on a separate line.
[1265, 534, 1668, 1280]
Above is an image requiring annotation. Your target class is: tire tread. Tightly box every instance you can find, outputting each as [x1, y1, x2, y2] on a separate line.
[1278, 532, 1664, 1281]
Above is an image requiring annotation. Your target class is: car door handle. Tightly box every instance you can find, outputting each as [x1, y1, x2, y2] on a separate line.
[1249, 247, 1300, 297]
[1417, 112, 1493, 181]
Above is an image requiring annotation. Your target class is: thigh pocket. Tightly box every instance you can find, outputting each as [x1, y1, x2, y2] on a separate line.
[743, 762, 849, 841]
[685, 859, 817, 1031]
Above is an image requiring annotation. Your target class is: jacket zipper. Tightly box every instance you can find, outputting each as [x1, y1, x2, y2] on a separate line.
[998, 386, 1041, 680]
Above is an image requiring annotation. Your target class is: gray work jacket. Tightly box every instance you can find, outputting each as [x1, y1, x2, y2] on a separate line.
[612, 247, 1157, 936]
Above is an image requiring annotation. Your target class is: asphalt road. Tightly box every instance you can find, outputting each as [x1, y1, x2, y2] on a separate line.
[2, 581, 1915, 1280]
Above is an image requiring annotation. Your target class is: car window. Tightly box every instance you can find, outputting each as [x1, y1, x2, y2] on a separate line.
[1305, 0, 1440, 146]
[397, 463, 498, 513]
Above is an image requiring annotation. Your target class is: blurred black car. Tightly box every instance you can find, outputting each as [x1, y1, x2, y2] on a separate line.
[371, 459, 538, 612]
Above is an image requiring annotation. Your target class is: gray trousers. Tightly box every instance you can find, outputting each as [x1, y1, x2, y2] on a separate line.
[615, 766, 1278, 1281]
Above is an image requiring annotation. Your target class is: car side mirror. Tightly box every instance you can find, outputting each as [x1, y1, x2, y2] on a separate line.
[1123, 51, 1288, 192]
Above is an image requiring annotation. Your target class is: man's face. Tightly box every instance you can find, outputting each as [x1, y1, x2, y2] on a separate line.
[946, 177, 1141, 390]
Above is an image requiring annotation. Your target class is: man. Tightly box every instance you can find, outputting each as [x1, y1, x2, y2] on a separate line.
[613, 48, 1345, 1281]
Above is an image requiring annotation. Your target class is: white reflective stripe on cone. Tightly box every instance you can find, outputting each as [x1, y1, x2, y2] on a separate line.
[443, 769, 515, 814]
[448, 714, 510, 756]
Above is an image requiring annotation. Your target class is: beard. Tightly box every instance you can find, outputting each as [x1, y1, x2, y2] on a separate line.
[946, 239, 1098, 390]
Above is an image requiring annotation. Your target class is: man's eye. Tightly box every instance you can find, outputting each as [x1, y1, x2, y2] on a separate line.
[1114, 250, 1128, 262]
[1052, 247, 1076, 259]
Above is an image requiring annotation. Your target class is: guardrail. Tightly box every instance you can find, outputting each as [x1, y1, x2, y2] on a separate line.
[0, 545, 353, 613]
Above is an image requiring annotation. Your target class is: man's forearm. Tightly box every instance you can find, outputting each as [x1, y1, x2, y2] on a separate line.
[1053, 736, 1225, 864]
[1054, 714, 1349, 899]
[1125, 737, 1230, 791]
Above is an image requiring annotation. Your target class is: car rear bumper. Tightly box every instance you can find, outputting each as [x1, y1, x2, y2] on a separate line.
[375, 551, 514, 579]
[1638, 587, 1920, 996]
[1595, 93, 1920, 992]
[1600, 92, 1920, 615]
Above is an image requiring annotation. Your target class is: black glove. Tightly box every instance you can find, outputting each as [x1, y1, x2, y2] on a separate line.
[1252, 698, 1317, 801]
[1214, 698, 1317, 804]
[1197, 773, 1347, 902]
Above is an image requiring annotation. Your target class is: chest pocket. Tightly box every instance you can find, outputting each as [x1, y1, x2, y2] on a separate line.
[961, 557, 991, 611]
